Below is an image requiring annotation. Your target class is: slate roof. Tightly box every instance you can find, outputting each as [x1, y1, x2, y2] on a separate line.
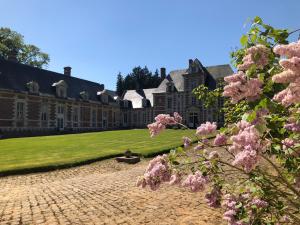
[0, 59, 105, 102]
[206, 64, 233, 80]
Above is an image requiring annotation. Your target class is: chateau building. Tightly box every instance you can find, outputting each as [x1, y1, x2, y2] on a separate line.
[0, 57, 232, 138]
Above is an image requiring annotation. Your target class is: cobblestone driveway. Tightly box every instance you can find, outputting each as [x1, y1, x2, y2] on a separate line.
[0, 159, 223, 225]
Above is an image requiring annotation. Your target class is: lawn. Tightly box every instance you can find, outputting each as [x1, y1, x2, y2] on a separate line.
[0, 129, 195, 174]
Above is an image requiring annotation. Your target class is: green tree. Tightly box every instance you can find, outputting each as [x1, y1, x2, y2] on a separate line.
[116, 72, 124, 96]
[0, 27, 49, 68]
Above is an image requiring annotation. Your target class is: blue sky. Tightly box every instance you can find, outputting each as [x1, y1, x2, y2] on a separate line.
[1, 0, 300, 90]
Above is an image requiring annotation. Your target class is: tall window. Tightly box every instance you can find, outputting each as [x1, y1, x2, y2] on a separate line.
[16, 102, 25, 119]
[191, 96, 197, 105]
[167, 97, 172, 109]
[124, 113, 128, 124]
[73, 107, 79, 127]
[57, 105, 64, 114]
[92, 109, 96, 127]
[41, 104, 48, 121]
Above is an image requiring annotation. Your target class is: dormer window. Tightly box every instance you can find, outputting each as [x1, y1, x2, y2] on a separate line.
[52, 80, 68, 98]
[97, 90, 109, 103]
[167, 82, 174, 93]
[102, 94, 108, 103]
[80, 91, 89, 101]
[26, 81, 39, 94]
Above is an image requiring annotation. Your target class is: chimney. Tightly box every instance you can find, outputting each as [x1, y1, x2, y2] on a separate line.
[64, 66, 72, 76]
[99, 84, 104, 90]
[8, 50, 18, 62]
[160, 67, 166, 80]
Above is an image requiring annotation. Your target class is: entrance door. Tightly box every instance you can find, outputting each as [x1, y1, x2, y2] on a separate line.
[189, 113, 198, 128]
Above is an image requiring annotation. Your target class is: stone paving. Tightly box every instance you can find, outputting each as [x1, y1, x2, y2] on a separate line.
[0, 159, 224, 225]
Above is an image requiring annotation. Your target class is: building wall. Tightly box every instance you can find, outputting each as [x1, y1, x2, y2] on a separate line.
[0, 90, 121, 138]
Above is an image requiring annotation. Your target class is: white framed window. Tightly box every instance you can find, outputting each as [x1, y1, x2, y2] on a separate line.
[16, 101, 25, 119]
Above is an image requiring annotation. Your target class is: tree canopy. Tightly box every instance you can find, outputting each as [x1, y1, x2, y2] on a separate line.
[0, 27, 49, 68]
[116, 66, 162, 96]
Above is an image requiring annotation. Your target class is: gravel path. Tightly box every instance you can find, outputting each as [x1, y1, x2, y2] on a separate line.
[0, 159, 224, 225]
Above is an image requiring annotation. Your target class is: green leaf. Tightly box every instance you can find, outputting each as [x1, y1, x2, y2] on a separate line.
[240, 35, 248, 47]
[253, 16, 262, 24]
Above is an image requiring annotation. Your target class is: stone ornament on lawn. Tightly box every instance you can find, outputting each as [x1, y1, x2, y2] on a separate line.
[116, 150, 140, 164]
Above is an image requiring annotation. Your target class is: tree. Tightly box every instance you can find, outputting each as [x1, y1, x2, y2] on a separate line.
[138, 17, 300, 224]
[116, 66, 163, 94]
[116, 72, 124, 96]
[0, 27, 49, 68]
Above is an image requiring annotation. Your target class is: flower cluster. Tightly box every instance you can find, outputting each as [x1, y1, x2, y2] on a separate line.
[223, 193, 268, 225]
[136, 154, 171, 190]
[272, 40, 300, 106]
[230, 120, 262, 172]
[238, 44, 270, 70]
[173, 112, 183, 123]
[284, 122, 300, 133]
[183, 136, 192, 148]
[169, 173, 182, 185]
[182, 171, 209, 192]
[205, 186, 222, 208]
[196, 122, 217, 136]
[147, 112, 181, 137]
[223, 71, 263, 103]
[213, 134, 227, 146]
[282, 138, 295, 149]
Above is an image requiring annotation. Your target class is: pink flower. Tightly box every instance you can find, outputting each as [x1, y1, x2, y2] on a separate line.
[173, 112, 182, 123]
[237, 44, 270, 71]
[182, 171, 208, 192]
[147, 122, 166, 137]
[251, 198, 268, 208]
[169, 173, 182, 185]
[273, 40, 300, 58]
[213, 134, 227, 146]
[205, 186, 222, 208]
[282, 138, 295, 149]
[284, 122, 300, 132]
[208, 151, 219, 160]
[229, 120, 262, 172]
[148, 113, 183, 137]
[223, 71, 263, 103]
[137, 154, 171, 190]
[194, 144, 204, 151]
[196, 122, 217, 136]
[182, 136, 192, 148]
[272, 41, 300, 106]
[154, 114, 177, 125]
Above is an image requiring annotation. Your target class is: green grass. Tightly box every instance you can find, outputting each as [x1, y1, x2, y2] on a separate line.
[0, 129, 195, 174]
